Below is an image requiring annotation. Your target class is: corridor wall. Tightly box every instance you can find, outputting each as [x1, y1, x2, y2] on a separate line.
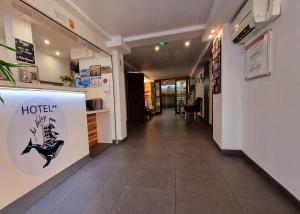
[241, 0, 300, 200]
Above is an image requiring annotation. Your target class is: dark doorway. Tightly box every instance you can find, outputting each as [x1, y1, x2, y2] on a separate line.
[204, 62, 210, 123]
[126, 72, 145, 124]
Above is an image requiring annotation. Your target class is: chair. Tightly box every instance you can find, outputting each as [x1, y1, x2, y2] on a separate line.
[185, 105, 195, 119]
[185, 97, 202, 120]
[194, 97, 202, 119]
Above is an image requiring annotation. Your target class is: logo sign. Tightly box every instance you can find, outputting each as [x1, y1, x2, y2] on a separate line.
[7, 97, 67, 174]
[15, 38, 35, 64]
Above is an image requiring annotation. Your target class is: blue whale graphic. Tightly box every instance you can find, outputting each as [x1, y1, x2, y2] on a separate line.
[21, 139, 64, 168]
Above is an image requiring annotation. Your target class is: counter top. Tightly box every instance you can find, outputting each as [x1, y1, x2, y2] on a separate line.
[0, 80, 85, 93]
[86, 109, 110, 114]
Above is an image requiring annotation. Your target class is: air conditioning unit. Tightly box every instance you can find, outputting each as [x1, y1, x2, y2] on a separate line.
[231, 0, 281, 44]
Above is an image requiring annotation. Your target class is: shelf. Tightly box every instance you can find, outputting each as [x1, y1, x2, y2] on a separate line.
[86, 109, 110, 114]
[0, 80, 85, 93]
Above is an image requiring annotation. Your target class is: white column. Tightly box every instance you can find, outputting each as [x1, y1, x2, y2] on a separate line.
[112, 49, 127, 142]
[3, 15, 33, 81]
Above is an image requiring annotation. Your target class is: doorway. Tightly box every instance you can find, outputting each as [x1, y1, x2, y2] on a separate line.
[161, 79, 176, 114]
[203, 62, 210, 123]
[154, 78, 188, 115]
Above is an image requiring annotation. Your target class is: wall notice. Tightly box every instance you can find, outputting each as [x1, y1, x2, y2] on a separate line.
[244, 31, 271, 80]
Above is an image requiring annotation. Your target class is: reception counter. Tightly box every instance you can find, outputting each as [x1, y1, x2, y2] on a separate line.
[0, 81, 89, 212]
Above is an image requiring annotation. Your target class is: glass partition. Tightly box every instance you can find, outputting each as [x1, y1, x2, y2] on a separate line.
[155, 81, 161, 113]
[176, 79, 187, 114]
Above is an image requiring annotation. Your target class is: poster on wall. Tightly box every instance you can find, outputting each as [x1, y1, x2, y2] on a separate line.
[244, 31, 272, 80]
[212, 34, 222, 94]
[15, 38, 35, 64]
[6, 97, 67, 174]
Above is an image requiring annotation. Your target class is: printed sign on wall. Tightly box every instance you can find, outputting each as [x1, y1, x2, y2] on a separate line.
[15, 38, 35, 64]
[6, 97, 67, 174]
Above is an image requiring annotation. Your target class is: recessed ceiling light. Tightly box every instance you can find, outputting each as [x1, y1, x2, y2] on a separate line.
[185, 41, 190, 47]
[211, 29, 215, 33]
[155, 46, 160, 52]
[55, 51, 60, 56]
[44, 40, 50, 45]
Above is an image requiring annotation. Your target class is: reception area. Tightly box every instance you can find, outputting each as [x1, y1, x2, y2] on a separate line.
[0, 1, 122, 212]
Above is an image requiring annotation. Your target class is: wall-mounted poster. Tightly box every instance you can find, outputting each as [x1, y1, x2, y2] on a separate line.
[244, 31, 272, 80]
[89, 65, 101, 77]
[212, 34, 222, 94]
[15, 38, 35, 64]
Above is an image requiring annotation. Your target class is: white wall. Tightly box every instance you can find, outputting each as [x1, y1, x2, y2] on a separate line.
[0, 37, 8, 62]
[79, 55, 117, 142]
[221, 24, 243, 150]
[241, 0, 300, 200]
[213, 94, 222, 147]
[212, 25, 243, 150]
[36, 50, 70, 83]
[112, 50, 127, 141]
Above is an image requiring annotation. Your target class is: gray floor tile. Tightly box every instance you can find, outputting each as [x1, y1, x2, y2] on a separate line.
[111, 186, 175, 214]
[24, 115, 300, 214]
[237, 197, 300, 214]
[50, 180, 124, 214]
[221, 166, 283, 199]
[176, 171, 232, 195]
[128, 164, 175, 190]
[176, 191, 243, 214]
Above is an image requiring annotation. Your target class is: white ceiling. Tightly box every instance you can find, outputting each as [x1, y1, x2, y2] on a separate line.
[125, 37, 206, 79]
[56, 0, 246, 79]
[71, 0, 213, 37]
[0, 0, 247, 80]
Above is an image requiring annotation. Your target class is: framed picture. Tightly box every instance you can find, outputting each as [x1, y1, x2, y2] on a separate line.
[244, 30, 272, 80]
[18, 66, 39, 83]
[89, 65, 101, 77]
[80, 68, 89, 77]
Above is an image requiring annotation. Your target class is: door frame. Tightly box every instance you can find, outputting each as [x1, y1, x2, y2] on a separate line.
[156, 77, 189, 114]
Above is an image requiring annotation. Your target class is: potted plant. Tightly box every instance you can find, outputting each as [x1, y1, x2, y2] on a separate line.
[0, 44, 30, 104]
[60, 73, 74, 87]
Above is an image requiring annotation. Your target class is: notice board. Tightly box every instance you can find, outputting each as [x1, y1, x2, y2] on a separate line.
[15, 38, 35, 64]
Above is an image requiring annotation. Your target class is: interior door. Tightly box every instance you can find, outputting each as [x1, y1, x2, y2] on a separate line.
[175, 78, 187, 114]
[154, 81, 162, 114]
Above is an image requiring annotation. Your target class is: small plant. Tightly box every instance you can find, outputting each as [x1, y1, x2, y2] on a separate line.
[59, 73, 74, 82]
[0, 44, 31, 104]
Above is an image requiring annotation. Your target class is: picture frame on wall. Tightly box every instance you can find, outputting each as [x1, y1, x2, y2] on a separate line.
[89, 65, 101, 77]
[244, 30, 272, 80]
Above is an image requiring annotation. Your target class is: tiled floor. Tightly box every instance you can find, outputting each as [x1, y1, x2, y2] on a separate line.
[25, 114, 300, 214]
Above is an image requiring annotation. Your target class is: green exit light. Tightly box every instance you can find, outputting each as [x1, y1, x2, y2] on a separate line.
[159, 41, 169, 47]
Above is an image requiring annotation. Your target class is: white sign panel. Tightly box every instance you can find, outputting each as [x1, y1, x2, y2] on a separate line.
[0, 88, 89, 209]
[7, 97, 67, 174]
[244, 31, 271, 80]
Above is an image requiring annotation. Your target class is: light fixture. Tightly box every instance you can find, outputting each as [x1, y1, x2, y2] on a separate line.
[185, 41, 190, 47]
[55, 51, 60, 56]
[211, 29, 215, 33]
[208, 35, 213, 40]
[159, 41, 168, 47]
[44, 39, 50, 45]
[155, 46, 160, 52]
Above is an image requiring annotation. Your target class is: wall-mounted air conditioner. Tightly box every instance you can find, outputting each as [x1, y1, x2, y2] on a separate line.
[231, 0, 281, 44]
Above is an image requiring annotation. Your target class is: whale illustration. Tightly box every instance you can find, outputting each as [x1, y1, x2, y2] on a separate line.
[21, 139, 64, 168]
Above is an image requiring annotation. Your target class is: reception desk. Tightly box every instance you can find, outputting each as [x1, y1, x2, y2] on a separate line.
[0, 81, 89, 212]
